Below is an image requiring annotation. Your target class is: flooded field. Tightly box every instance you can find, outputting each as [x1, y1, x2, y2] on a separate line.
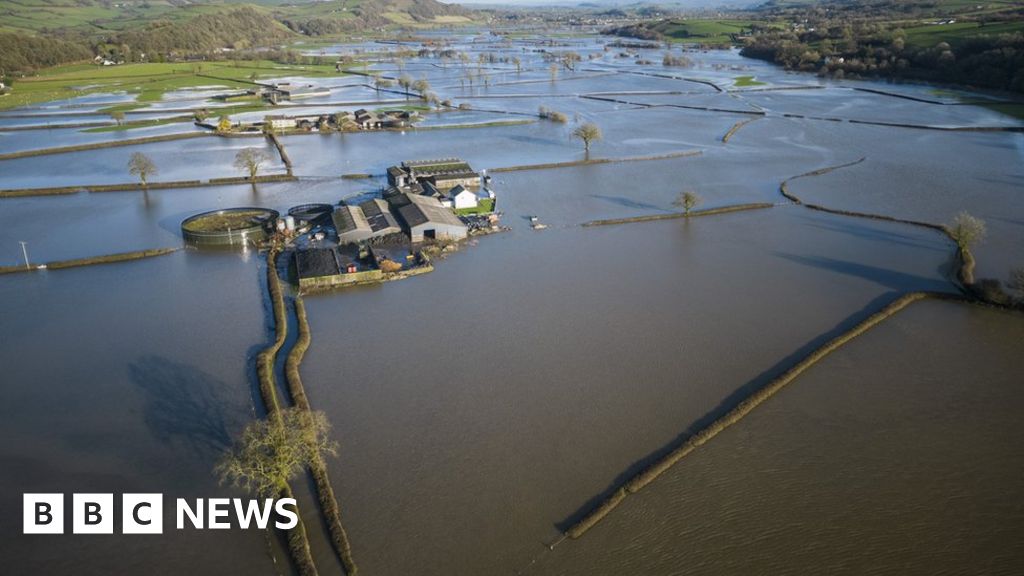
[299, 210, 956, 576]
[0, 30, 1021, 576]
[0, 252, 276, 574]
[530, 299, 1024, 576]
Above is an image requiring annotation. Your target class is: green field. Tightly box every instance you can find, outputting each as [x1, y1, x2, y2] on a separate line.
[0, 0, 240, 34]
[734, 75, 766, 87]
[903, 19, 1024, 47]
[654, 20, 772, 45]
[455, 198, 495, 216]
[0, 59, 353, 111]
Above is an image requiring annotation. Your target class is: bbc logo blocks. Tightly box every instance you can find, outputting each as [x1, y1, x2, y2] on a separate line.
[23, 494, 163, 534]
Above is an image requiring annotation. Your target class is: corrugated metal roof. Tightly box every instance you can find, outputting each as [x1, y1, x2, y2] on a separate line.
[332, 205, 371, 236]
[359, 199, 400, 233]
[396, 193, 467, 230]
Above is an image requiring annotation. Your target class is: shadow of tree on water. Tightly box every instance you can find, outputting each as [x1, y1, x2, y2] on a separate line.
[128, 355, 246, 458]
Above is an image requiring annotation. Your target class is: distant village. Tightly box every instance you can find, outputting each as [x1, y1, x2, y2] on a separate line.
[289, 158, 501, 291]
[203, 81, 422, 133]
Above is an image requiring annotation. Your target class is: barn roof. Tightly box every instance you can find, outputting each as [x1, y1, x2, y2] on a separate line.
[396, 193, 466, 230]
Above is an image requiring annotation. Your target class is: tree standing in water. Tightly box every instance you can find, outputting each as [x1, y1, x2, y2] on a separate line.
[235, 147, 269, 182]
[573, 122, 602, 157]
[127, 152, 157, 186]
[674, 191, 702, 215]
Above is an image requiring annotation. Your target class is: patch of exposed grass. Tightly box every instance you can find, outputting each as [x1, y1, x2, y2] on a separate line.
[734, 75, 765, 87]
[455, 198, 496, 215]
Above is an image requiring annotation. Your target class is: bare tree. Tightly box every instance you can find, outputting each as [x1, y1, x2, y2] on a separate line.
[216, 408, 337, 497]
[949, 211, 987, 250]
[412, 78, 431, 98]
[425, 91, 441, 110]
[235, 148, 270, 181]
[572, 122, 602, 155]
[374, 75, 393, 94]
[110, 110, 125, 126]
[674, 191, 702, 215]
[549, 63, 558, 82]
[513, 56, 522, 73]
[398, 74, 413, 100]
[127, 152, 157, 186]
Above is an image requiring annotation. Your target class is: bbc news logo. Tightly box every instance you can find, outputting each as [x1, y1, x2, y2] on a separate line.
[24, 494, 298, 534]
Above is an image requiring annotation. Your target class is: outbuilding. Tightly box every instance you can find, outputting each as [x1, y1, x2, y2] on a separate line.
[391, 193, 468, 242]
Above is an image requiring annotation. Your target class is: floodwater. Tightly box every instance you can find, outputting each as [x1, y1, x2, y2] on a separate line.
[0, 252, 278, 574]
[531, 299, 1024, 576]
[299, 209, 957, 576]
[1, 31, 1022, 576]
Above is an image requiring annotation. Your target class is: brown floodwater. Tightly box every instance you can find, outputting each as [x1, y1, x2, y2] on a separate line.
[530, 299, 1024, 576]
[1, 33, 1022, 576]
[298, 208, 958, 576]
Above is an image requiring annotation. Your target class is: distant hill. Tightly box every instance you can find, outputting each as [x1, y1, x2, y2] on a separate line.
[0, 0, 472, 36]
[0, 0, 474, 74]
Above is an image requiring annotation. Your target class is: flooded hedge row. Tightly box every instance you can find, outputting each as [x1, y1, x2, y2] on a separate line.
[564, 292, 942, 540]
[721, 118, 760, 143]
[492, 149, 701, 173]
[0, 247, 178, 274]
[286, 297, 359, 576]
[1, 175, 297, 198]
[258, 250, 320, 576]
[777, 159, 974, 286]
[267, 133, 293, 174]
[581, 203, 773, 228]
[566, 488, 627, 540]
[0, 131, 210, 160]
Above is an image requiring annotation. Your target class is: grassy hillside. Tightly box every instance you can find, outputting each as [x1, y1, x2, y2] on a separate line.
[903, 19, 1024, 47]
[605, 19, 776, 46]
[0, 0, 474, 77]
[0, 0, 471, 35]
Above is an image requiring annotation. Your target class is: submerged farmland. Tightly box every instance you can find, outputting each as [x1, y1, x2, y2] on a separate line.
[0, 31, 1022, 576]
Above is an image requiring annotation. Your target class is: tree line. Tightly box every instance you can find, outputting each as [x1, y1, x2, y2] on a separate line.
[741, 28, 1024, 93]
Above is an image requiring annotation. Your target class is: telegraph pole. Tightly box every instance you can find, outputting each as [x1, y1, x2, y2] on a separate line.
[19, 241, 29, 270]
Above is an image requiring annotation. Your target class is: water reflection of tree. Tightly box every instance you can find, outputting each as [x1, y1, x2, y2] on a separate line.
[129, 356, 245, 456]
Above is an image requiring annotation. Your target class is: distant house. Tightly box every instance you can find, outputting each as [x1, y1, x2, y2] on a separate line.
[266, 82, 330, 102]
[353, 109, 382, 129]
[332, 199, 402, 245]
[389, 193, 468, 242]
[264, 115, 295, 131]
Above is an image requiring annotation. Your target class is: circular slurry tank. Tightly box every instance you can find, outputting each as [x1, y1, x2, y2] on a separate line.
[181, 207, 279, 248]
[288, 203, 334, 223]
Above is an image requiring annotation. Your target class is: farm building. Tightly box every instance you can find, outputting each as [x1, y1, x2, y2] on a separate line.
[295, 248, 341, 289]
[294, 246, 383, 289]
[264, 115, 295, 131]
[387, 158, 481, 192]
[389, 193, 468, 242]
[266, 83, 330, 102]
[445, 185, 477, 210]
[332, 199, 402, 245]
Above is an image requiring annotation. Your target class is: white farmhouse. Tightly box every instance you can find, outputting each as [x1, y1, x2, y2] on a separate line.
[447, 185, 478, 211]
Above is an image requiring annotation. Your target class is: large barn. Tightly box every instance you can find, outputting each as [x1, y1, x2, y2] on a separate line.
[333, 199, 402, 245]
[389, 193, 468, 242]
